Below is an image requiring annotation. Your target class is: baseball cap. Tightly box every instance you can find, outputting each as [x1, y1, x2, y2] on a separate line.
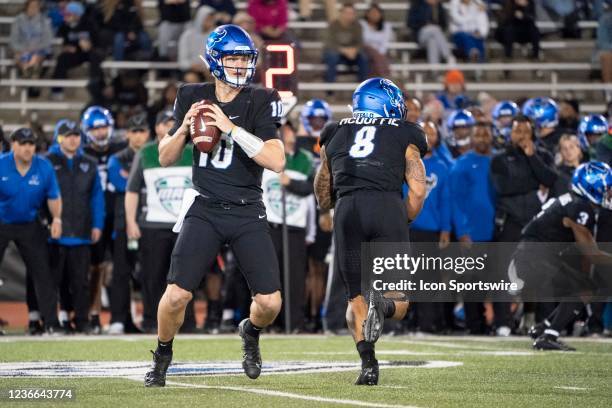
[10, 128, 37, 143]
[126, 113, 148, 131]
[56, 120, 80, 137]
[155, 109, 174, 126]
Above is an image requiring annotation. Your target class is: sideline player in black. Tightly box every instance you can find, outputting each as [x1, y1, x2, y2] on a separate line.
[509, 161, 612, 351]
[144, 24, 285, 386]
[314, 78, 428, 385]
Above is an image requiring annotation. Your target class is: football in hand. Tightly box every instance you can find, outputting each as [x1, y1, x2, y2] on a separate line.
[190, 100, 221, 153]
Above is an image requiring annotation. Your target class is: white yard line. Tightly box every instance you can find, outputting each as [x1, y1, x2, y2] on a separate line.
[554, 386, 591, 391]
[160, 379, 422, 408]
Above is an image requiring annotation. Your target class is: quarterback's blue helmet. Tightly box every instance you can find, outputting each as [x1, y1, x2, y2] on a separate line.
[571, 161, 612, 210]
[446, 109, 475, 147]
[492, 100, 519, 141]
[300, 99, 332, 136]
[204, 24, 258, 88]
[81, 106, 114, 147]
[577, 115, 608, 149]
[522, 97, 558, 129]
[352, 78, 406, 119]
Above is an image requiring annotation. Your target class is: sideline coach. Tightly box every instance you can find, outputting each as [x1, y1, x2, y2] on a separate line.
[0, 128, 62, 332]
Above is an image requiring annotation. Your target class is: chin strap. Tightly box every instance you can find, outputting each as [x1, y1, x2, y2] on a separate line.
[230, 126, 264, 158]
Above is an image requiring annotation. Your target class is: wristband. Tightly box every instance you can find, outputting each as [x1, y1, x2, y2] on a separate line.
[230, 126, 264, 158]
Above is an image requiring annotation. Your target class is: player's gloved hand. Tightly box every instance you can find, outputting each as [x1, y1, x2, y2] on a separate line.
[202, 103, 235, 134]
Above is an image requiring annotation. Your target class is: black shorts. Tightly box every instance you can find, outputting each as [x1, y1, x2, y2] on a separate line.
[168, 196, 281, 295]
[333, 191, 410, 299]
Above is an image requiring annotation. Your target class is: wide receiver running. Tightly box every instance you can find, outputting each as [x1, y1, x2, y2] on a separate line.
[144, 24, 285, 386]
[314, 78, 428, 385]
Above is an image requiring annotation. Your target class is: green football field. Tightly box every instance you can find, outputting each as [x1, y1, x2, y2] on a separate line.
[0, 334, 611, 407]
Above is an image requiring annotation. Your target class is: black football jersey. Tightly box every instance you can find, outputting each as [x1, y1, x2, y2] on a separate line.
[522, 192, 596, 242]
[84, 140, 127, 193]
[320, 117, 428, 198]
[169, 83, 281, 203]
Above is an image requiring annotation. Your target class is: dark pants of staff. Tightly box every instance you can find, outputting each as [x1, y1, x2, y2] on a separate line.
[270, 225, 307, 332]
[49, 244, 90, 329]
[0, 222, 59, 327]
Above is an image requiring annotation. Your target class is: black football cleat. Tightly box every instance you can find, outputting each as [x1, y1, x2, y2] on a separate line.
[528, 322, 547, 339]
[28, 320, 44, 336]
[238, 319, 262, 379]
[355, 359, 379, 386]
[363, 291, 385, 343]
[533, 334, 576, 351]
[144, 350, 172, 387]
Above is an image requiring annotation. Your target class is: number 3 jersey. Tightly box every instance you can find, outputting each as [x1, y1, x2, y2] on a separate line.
[320, 118, 428, 198]
[521, 192, 596, 242]
[169, 83, 282, 204]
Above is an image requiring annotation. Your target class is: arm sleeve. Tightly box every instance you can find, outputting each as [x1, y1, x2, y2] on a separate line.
[41, 17, 54, 53]
[90, 169, 105, 230]
[403, 124, 428, 158]
[439, 168, 452, 232]
[107, 155, 127, 193]
[252, 89, 282, 141]
[168, 84, 190, 135]
[449, 162, 470, 238]
[127, 151, 145, 193]
[354, 22, 364, 48]
[9, 18, 23, 53]
[478, 8, 490, 37]
[527, 152, 558, 188]
[568, 202, 596, 232]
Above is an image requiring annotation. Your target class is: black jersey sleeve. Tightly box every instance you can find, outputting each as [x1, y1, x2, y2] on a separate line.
[399, 122, 428, 158]
[567, 199, 596, 232]
[251, 88, 282, 141]
[319, 122, 338, 148]
[168, 83, 191, 136]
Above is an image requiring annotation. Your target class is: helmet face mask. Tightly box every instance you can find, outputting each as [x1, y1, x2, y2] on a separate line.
[446, 109, 475, 147]
[204, 25, 258, 88]
[492, 101, 519, 142]
[577, 115, 608, 149]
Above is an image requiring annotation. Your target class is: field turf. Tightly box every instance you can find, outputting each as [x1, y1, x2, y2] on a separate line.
[0, 334, 611, 407]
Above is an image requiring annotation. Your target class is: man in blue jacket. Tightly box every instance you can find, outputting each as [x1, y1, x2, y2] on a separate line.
[46, 120, 105, 333]
[0, 128, 63, 334]
[449, 122, 511, 335]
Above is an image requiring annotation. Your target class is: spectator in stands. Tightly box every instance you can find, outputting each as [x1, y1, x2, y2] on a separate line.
[111, 70, 149, 128]
[51, 2, 104, 101]
[407, 0, 455, 66]
[360, 4, 394, 77]
[157, 0, 191, 61]
[102, 0, 152, 61]
[323, 3, 368, 89]
[406, 97, 423, 123]
[437, 69, 472, 111]
[247, 0, 290, 42]
[558, 98, 580, 132]
[299, 0, 338, 22]
[148, 81, 178, 130]
[553, 134, 583, 196]
[201, 0, 237, 24]
[541, 0, 580, 38]
[448, 0, 489, 63]
[596, 3, 612, 102]
[47, 1, 69, 33]
[495, 0, 540, 70]
[233, 11, 265, 52]
[9, 0, 54, 97]
[178, 6, 216, 75]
